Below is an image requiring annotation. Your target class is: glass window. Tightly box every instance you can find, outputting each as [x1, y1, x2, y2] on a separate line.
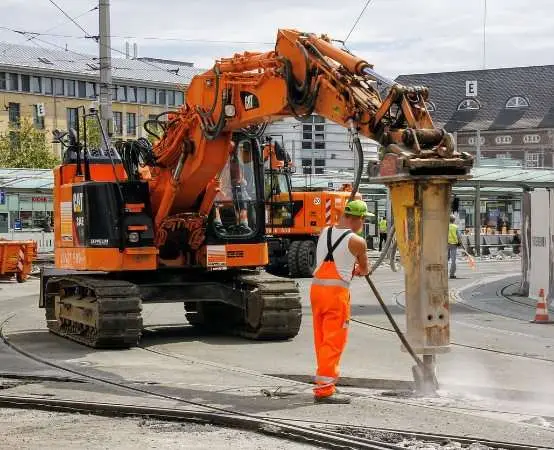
[21, 74, 30, 92]
[126, 112, 136, 135]
[147, 88, 156, 104]
[167, 90, 175, 106]
[157, 89, 166, 105]
[86, 82, 96, 98]
[43, 77, 53, 94]
[313, 115, 325, 123]
[67, 107, 79, 130]
[113, 111, 122, 135]
[137, 87, 146, 103]
[301, 141, 312, 149]
[212, 139, 258, 238]
[457, 99, 480, 110]
[33, 105, 45, 129]
[0, 72, 5, 90]
[66, 80, 76, 97]
[505, 96, 529, 108]
[175, 91, 184, 105]
[117, 85, 127, 102]
[78, 81, 87, 98]
[54, 78, 64, 95]
[8, 73, 19, 91]
[31, 76, 41, 93]
[301, 158, 312, 174]
[127, 86, 137, 103]
[8, 103, 20, 126]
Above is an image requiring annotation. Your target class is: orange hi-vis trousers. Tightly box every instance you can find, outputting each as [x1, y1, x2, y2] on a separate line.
[310, 258, 351, 398]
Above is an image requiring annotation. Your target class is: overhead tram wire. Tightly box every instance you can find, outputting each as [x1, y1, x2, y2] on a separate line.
[46, 0, 93, 38]
[344, 0, 375, 43]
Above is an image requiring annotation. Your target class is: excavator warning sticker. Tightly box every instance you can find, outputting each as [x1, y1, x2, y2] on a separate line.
[207, 245, 227, 269]
[60, 201, 73, 241]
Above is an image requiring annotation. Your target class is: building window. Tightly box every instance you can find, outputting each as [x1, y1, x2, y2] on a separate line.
[175, 91, 184, 105]
[126, 112, 137, 135]
[113, 111, 123, 135]
[158, 89, 166, 105]
[314, 159, 325, 174]
[33, 105, 45, 129]
[77, 81, 87, 98]
[505, 96, 529, 108]
[525, 152, 542, 168]
[21, 74, 30, 92]
[424, 101, 436, 112]
[86, 82, 96, 98]
[54, 78, 64, 95]
[67, 107, 79, 131]
[43, 77, 53, 95]
[457, 99, 480, 111]
[8, 103, 20, 126]
[147, 88, 156, 104]
[0, 72, 7, 90]
[137, 87, 146, 103]
[31, 76, 41, 93]
[301, 158, 312, 174]
[66, 80, 76, 97]
[300, 115, 326, 151]
[167, 90, 175, 106]
[128, 87, 137, 103]
[8, 73, 19, 91]
[117, 85, 127, 102]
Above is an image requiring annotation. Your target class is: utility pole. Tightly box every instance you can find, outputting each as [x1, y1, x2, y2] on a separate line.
[474, 129, 481, 256]
[98, 0, 113, 146]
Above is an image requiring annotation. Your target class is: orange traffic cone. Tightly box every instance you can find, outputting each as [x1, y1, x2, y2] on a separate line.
[532, 289, 553, 324]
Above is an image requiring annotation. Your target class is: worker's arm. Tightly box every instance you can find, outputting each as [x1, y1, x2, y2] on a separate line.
[349, 235, 370, 276]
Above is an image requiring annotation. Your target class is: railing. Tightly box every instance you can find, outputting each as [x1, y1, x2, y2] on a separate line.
[0, 231, 54, 254]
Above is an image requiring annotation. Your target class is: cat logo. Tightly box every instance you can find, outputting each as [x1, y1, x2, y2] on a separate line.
[240, 91, 259, 111]
[73, 192, 83, 213]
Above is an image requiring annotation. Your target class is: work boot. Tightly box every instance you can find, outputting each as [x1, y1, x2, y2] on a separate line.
[314, 393, 351, 404]
[449, 275, 457, 279]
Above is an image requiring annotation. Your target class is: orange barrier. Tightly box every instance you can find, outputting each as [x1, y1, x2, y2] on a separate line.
[0, 240, 37, 283]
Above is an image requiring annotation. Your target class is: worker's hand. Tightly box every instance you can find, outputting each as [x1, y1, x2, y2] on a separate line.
[353, 264, 370, 277]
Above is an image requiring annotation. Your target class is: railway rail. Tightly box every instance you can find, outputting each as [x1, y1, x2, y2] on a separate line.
[1, 315, 551, 450]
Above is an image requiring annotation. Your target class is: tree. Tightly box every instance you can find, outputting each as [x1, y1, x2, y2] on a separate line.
[79, 117, 102, 150]
[0, 118, 60, 169]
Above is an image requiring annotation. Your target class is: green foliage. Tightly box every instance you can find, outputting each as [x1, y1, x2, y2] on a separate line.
[80, 117, 102, 150]
[0, 118, 60, 168]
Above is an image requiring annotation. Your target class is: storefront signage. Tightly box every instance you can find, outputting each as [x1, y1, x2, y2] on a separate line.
[32, 196, 49, 202]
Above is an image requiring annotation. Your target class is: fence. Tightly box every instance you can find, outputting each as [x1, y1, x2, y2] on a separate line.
[0, 230, 54, 254]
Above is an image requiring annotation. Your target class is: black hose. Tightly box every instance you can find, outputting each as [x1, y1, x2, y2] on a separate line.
[349, 135, 364, 203]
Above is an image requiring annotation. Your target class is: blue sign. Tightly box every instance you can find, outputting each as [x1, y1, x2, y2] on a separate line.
[14, 219, 21, 231]
[0, 191, 4, 205]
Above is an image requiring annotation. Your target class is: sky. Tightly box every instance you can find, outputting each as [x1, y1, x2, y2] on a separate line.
[1, 0, 554, 77]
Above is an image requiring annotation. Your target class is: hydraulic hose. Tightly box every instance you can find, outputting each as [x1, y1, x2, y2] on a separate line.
[348, 134, 364, 203]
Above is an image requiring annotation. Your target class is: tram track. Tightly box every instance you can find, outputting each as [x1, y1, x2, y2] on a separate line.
[1, 314, 552, 449]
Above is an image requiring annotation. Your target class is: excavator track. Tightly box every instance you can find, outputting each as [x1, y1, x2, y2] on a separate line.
[237, 271, 302, 340]
[45, 276, 142, 349]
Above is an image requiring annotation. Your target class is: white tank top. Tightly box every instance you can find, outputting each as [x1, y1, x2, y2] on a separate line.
[315, 226, 357, 282]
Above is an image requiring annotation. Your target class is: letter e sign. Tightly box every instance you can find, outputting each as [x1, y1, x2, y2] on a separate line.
[466, 80, 477, 97]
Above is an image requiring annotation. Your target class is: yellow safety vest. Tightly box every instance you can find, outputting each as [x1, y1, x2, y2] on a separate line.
[379, 219, 387, 233]
[448, 223, 459, 245]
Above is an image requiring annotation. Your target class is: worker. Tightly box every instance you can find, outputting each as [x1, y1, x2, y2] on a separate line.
[311, 199, 370, 404]
[378, 216, 387, 251]
[448, 214, 462, 279]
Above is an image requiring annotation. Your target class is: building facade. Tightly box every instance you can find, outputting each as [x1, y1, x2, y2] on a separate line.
[0, 42, 201, 156]
[396, 65, 554, 169]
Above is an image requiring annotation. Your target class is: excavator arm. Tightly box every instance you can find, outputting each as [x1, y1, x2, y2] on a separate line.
[146, 28, 471, 239]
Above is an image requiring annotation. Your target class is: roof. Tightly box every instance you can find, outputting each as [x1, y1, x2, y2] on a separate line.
[395, 65, 554, 132]
[0, 168, 53, 190]
[0, 41, 204, 86]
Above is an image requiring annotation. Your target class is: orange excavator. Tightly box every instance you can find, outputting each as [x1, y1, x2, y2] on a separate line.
[262, 136, 362, 277]
[39, 29, 470, 348]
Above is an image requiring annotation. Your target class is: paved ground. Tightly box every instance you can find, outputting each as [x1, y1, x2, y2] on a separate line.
[1, 256, 554, 448]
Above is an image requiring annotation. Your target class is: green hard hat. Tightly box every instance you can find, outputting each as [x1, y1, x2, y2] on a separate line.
[344, 199, 374, 217]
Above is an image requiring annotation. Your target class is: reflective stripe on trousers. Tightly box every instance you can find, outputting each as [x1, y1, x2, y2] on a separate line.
[311, 259, 351, 398]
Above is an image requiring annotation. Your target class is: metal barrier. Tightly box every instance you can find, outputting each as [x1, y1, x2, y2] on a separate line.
[0, 231, 54, 254]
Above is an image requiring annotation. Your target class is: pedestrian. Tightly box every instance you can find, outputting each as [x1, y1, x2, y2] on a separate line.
[448, 214, 462, 279]
[310, 199, 371, 404]
[378, 216, 387, 251]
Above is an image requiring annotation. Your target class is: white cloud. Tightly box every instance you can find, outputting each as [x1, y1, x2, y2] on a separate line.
[1, 0, 553, 76]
